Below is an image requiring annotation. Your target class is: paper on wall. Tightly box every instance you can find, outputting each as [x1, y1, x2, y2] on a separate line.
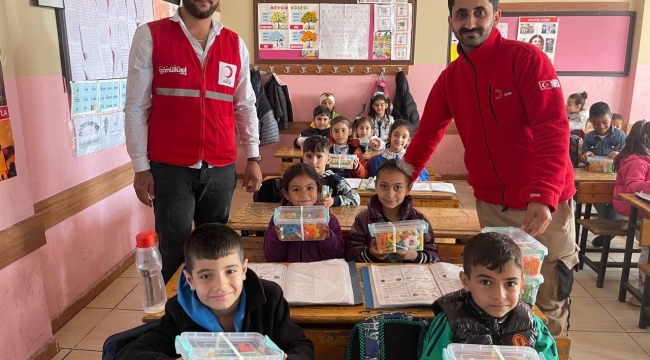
[517, 17, 559, 64]
[71, 81, 99, 117]
[100, 112, 126, 149]
[288, 3, 320, 56]
[74, 116, 102, 156]
[258, 3, 290, 50]
[319, 3, 370, 60]
[391, 2, 412, 60]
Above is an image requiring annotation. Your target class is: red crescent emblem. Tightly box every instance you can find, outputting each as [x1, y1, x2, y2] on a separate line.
[225, 66, 234, 78]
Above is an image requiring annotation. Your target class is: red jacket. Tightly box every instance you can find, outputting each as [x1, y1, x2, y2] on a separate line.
[148, 19, 241, 167]
[404, 29, 574, 212]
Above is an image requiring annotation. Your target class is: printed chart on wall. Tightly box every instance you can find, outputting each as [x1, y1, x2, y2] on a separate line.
[257, 2, 414, 61]
[449, 23, 507, 63]
[517, 17, 559, 63]
[0, 62, 17, 182]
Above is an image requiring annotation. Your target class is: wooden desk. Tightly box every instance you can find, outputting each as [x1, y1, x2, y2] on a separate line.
[618, 194, 650, 304]
[357, 183, 459, 208]
[144, 264, 569, 360]
[228, 203, 481, 240]
[274, 147, 381, 175]
[573, 168, 616, 183]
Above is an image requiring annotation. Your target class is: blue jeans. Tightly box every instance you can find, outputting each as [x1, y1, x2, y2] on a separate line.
[150, 161, 237, 282]
[594, 203, 620, 221]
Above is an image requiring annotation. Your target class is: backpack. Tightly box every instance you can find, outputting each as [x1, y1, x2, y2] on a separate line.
[345, 313, 430, 360]
[357, 74, 391, 118]
[569, 129, 584, 168]
[102, 320, 162, 360]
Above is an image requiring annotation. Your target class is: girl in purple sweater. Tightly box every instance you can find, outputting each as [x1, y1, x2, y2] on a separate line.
[263, 163, 345, 262]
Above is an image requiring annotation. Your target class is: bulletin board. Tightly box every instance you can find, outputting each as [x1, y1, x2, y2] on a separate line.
[447, 11, 635, 76]
[253, 0, 417, 65]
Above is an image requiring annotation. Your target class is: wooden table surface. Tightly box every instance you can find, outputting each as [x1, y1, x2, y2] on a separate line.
[228, 203, 481, 239]
[274, 147, 381, 161]
[357, 182, 455, 200]
[618, 193, 650, 215]
[573, 168, 616, 182]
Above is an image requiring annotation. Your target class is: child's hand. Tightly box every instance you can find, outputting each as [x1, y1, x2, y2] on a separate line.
[274, 226, 282, 238]
[283, 354, 287, 360]
[582, 151, 594, 161]
[353, 157, 360, 170]
[319, 196, 335, 207]
[607, 151, 619, 159]
[369, 139, 381, 150]
[395, 249, 418, 261]
[369, 238, 390, 260]
[322, 225, 331, 240]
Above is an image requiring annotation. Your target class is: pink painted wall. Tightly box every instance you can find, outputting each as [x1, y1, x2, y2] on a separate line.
[628, 64, 650, 123]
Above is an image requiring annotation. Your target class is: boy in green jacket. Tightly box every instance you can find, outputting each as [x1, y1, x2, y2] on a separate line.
[420, 232, 558, 360]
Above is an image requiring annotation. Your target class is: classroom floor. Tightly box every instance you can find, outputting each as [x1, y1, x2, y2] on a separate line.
[52, 180, 649, 360]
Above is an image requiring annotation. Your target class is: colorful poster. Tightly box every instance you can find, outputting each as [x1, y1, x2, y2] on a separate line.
[449, 32, 459, 63]
[373, 4, 392, 59]
[517, 17, 559, 63]
[288, 3, 320, 57]
[320, 3, 370, 60]
[71, 81, 99, 117]
[391, 3, 412, 60]
[0, 63, 17, 182]
[258, 3, 290, 50]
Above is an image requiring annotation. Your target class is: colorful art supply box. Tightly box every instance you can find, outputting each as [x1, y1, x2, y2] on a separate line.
[273, 206, 329, 241]
[587, 155, 614, 173]
[175, 332, 284, 360]
[481, 227, 548, 277]
[368, 220, 427, 254]
[520, 275, 544, 306]
[329, 153, 357, 169]
[443, 343, 546, 360]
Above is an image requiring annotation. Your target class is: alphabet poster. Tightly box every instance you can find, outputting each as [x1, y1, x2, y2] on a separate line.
[0, 62, 17, 182]
[518, 17, 559, 63]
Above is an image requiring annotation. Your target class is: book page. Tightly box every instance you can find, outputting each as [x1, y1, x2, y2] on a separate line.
[247, 263, 287, 290]
[370, 265, 442, 307]
[285, 259, 354, 305]
[429, 263, 463, 295]
[344, 178, 362, 189]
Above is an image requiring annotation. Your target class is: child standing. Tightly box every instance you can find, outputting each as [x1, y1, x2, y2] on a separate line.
[353, 116, 384, 151]
[319, 93, 338, 119]
[346, 159, 440, 264]
[613, 120, 650, 306]
[419, 232, 558, 360]
[117, 223, 314, 360]
[367, 120, 430, 181]
[368, 94, 394, 142]
[302, 135, 361, 206]
[294, 105, 332, 148]
[329, 116, 368, 178]
[263, 163, 345, 263]
[582, 102, 626, 246]
[566, 91, 589, 131]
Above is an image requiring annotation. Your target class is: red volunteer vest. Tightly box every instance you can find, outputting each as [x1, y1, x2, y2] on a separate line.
[148, 19, 241, 167]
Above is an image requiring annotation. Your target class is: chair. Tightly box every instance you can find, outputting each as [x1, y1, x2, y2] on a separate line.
[242, 176, 283, 237]
[639, 264, 650, 329]
[102, 319, 162, 360]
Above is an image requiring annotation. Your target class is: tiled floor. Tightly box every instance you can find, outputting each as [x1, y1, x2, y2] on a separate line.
[53, 180, 650, 359]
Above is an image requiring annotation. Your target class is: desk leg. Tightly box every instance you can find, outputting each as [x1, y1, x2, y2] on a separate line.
[620, 206, 640, 302]
[574, 199, 582, 248]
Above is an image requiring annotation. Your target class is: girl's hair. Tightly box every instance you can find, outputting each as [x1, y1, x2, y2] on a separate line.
[612, 113, 625, 122]
[331, 116, 351, 128]
[613, 120, 650, 172]
[569, 91, 588, 110]
[280, 163, 323, 195]
[353, 116, 374, 131]
[389, 119, 413, 137]
[589, 102, 612, 119]
[376, 159, 414, 184]
[368, 94, 391, 119]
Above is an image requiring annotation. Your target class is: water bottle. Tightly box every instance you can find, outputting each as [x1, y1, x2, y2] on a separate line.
[135, 231, 167, 313]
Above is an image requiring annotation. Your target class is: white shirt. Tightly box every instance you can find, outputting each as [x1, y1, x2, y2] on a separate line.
[124, 9, 260, 172]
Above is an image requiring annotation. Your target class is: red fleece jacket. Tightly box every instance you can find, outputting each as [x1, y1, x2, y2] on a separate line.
[404, 29, 574, 212]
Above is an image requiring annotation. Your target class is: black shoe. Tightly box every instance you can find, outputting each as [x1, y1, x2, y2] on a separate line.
[592, 235, 605, 248]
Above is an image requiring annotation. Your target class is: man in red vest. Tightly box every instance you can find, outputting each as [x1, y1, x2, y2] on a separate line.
[404, 0, 578, 336]
[125, 0, 262, 282]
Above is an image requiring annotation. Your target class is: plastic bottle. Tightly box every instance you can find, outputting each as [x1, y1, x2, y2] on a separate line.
[135, 231, 167, 313]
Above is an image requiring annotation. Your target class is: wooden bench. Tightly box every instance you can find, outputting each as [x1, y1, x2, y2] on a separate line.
[576, 182, 639, 288]
[639, 264, 650, 329]
[573, 169, 617, 242]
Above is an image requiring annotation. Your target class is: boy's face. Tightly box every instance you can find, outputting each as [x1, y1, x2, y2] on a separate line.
[389, 126, 410, 152]
[375, 169, 411, 211]
[184, 253, 248, 318]
[566, 98, 580, 114]
[460, 261, 524, 318]
[331, 122, 350, 145]
[612, 119, 623, 129]
[303, 151, 330, 176]
[321, 99, 334, 110]
[314, 115, 331, 130]
[590, 115, 612, 135]
[356, 122, 374, 139]
[282, 174, 319, 206]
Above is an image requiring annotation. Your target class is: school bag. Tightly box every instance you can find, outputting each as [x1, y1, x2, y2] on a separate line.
[357, 73, 391, 118]
[569, 129, 584, 168]
[345, 313, 430, 360]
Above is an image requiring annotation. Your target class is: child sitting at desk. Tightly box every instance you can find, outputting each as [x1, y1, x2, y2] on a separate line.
[582, 102, 626, 247]
[329, 116, 368, 178]
[419, 232, 558, 360]
[264, 163, 345, 262]
[612, 113, 625, 130]
[294, 105, 332, 148]
[116, 223, 314, 360]
[369, 94, 394, 142]
[319, 92, 338, 119]
[367, 120, 430, 181]
[346, 159, 439, 264]
[302, 135, 361, 206]
[353, 116, 384, 152]
[613, 120, 650, 306]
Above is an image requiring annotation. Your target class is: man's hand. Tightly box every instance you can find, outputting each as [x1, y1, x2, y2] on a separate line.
[319, 196, 335, 207]
[134, 170, 155, 207]
[242, 161, 263, 193]
[521, 202, 552, 237]
[581, 151, 594, 162]
[369, 238, 390, 260]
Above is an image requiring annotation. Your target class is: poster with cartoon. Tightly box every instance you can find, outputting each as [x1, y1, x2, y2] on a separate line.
[518, 17, 559, 63]
[75, 116, 102, 157]
[391, 3, 412, 60]
[288, 3, 320, 56]
[258, 3, 290, 50]
[0, 62, 17, 182]
[373, 4, 392, 59]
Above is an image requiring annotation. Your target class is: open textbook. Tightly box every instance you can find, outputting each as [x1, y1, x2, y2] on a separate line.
[362, 263, 464, 309]
[247, 259, 363, 306]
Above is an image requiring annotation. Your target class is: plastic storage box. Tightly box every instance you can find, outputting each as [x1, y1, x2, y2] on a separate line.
[443, 343, 545, 360]
[368, 220, 428, 253]
[358, 137, 370, 149]
[273, 206, 329, 241]
[587, 155, 614, 173]
[175, 332, 284, 360]
[481, 227, 548, 277]
[329, 154, 357, 169]
[520, 275, 544, 306]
